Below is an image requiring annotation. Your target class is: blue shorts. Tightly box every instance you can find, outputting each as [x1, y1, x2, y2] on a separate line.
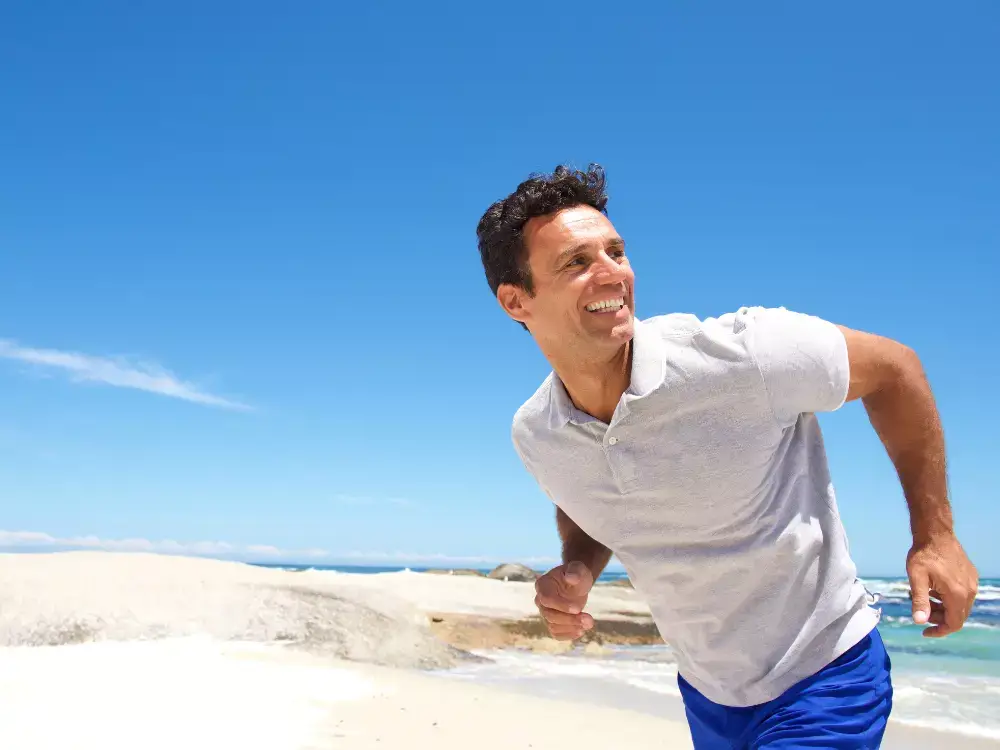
[678, 628, 893, 749]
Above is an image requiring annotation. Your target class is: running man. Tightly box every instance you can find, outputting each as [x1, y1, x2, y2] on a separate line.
[475, 164, 978, 748]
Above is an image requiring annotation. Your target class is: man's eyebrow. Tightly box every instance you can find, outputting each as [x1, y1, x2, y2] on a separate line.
[553, 243, 589, 267]
[553, 238, 625, 267]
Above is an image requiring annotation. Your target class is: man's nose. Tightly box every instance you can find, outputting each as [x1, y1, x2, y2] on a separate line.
[594, 252, 626, 283]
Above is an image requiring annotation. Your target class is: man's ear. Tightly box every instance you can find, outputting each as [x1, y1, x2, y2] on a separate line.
[497, 283, 530, 326]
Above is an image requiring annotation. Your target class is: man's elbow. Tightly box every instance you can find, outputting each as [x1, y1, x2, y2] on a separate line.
[887, 340, 926, 383]
[866, 339, 928, 402]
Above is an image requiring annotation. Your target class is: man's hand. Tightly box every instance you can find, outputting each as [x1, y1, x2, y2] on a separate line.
[534, 561, 596, 640]
[907, 533, 978, 638]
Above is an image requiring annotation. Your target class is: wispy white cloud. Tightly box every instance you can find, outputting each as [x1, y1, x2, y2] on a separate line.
[0, 339, 250, 411]
[0, 530, 55, 546]
[245, 544, 283, 557]
[0, 529, 558, 568]
[0, 530, 308, 560]
[335, 549, 559, 567]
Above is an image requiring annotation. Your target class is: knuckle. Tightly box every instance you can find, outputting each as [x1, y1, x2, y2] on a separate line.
[545, 595, 570, 612]
[537, 595, 557, 611]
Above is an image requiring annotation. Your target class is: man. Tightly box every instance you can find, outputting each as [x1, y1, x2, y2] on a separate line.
[475, 164, 978, 748]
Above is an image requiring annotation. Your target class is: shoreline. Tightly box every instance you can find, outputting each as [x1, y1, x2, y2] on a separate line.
[317, 566, 999, 748]
[434, 646, 1000, 749]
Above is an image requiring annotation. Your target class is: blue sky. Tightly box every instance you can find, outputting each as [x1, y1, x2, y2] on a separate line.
[1, 2, 997, 576]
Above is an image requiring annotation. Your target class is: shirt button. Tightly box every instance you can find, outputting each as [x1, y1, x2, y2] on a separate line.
[608, 436, 619, 445]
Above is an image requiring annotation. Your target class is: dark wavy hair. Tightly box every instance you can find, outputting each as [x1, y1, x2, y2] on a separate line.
[476, 164, 609, 313]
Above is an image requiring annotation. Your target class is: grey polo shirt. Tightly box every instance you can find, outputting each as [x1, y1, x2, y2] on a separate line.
[512, 306, 880, 707]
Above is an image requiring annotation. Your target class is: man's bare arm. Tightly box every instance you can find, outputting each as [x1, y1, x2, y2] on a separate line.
[556, 506, 613, 580]
[839, 326, 953, 543]
[838, 325, 978, 635]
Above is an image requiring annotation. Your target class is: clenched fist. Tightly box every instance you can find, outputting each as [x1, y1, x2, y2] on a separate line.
[907, 532, 979, 638]
[533, 561, 596, 640]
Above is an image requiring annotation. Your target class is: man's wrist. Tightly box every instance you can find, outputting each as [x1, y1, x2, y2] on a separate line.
[911, 523, 956, 548]
[563, 546, 611, 577]
[908, 492, 955, 548]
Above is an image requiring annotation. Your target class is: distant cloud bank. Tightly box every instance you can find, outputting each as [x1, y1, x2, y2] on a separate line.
[0, 529, 559, 568]
[0, 339, 249, 410]
[0, 530, 302, 559]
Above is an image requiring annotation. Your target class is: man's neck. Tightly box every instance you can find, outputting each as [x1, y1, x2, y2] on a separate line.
[548, 342, 632, 425]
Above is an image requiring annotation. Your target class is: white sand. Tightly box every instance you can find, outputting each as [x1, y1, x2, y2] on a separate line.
[0, 552, 684, 748]
[0, 638, 693, 750]
[0, 639, 376, 750]
[2, 552, 987, 750]
[1, 552, 648, 651]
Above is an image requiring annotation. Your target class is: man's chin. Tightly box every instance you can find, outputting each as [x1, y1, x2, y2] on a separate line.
[585, 316, 634, 345]
[612, 319, 635, 343]
[609, 306, 635, 334]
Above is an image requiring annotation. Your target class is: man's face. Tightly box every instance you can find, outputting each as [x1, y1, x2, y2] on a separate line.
[499, 205, 635, 353]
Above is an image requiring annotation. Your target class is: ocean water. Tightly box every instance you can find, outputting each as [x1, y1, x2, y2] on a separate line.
[253, 562, 634, 583]
[444, 576, 1000, 742]
[257, 565, 1000, 740]
[861, 576, 1000, 740]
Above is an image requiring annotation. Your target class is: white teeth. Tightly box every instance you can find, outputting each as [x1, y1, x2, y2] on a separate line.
[586, 297, 625, 312]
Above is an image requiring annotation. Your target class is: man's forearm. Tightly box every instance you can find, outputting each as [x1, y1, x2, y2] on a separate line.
[861, 351, 953, 545]
[564, 537, 614, 579]
[556, 507, 613, 578]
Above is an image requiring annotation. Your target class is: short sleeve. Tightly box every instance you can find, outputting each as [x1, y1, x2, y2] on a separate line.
[511, 419, 559, 506]
[741, 306, 850, 426]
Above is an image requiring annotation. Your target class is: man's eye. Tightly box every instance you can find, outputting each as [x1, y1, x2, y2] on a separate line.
[568, 257, 586, 266]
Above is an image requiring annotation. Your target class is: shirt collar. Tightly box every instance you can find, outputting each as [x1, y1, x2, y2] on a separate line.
[626, 316, 667, 399]
[545, 317, 666, 428]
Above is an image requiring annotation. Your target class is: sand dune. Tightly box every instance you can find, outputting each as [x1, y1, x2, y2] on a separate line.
[0, 551, 469, 669]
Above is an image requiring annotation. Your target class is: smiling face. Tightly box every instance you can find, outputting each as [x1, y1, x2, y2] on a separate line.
[498, 205, 635, 357]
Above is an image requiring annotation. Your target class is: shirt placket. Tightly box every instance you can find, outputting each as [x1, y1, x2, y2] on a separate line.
[601, 421, 637, 492]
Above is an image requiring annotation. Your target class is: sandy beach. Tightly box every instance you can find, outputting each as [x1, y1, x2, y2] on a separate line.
[0, 552, 995, 749]
[0, 639, 691, 750]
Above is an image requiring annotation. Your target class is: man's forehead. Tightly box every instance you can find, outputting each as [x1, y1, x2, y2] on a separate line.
[525, 206, 615, 248]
